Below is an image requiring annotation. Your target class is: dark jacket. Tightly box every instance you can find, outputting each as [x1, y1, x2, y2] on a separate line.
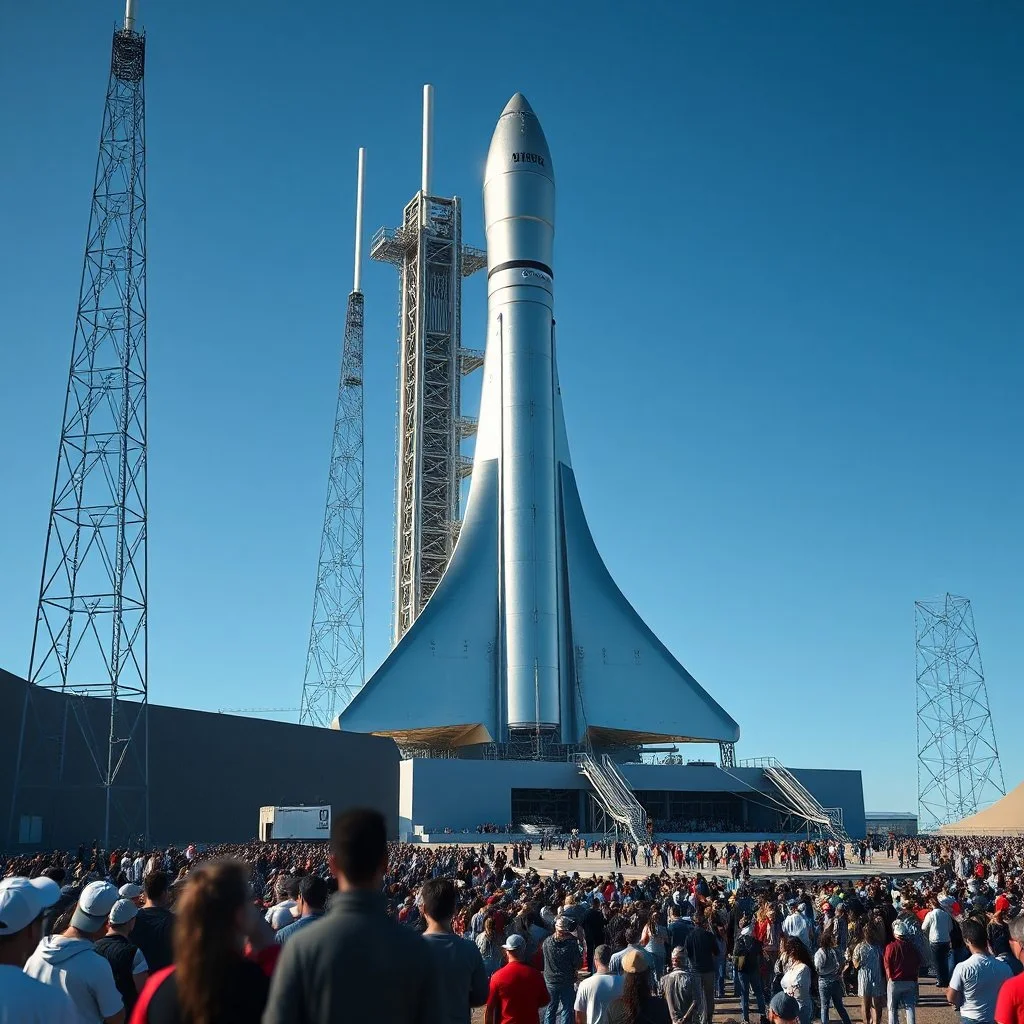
[94, 933, 143, 1015]
[262, 889, 442, 1024]
[542, 933, 582, 986]
[132, 906, 175, 971]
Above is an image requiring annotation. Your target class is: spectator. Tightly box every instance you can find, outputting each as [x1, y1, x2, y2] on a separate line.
[421, 877, 489, 1024]
[131, 871, 174, 972]
[485, 933, 550, 1024]
[265, 876, 300, 931]
[768, 992, 800, 1024]
[660, 946, 696, 1024]
[478, 916, 506, 979]
[543, 915, 583, 1024]
[778, 936, 813, 1024]
[883, 918, 921, 1024]
[814, 927, 851, 1024]
[734, 919, 767, 1024]
[0, 875, 80, 1023]
[129, 859, 272, 1023]
[948, 918, 1012, 1024]
[610, 927, 648, 976]
[94, 898, 149, 1018]
[262, 808, 441, 1024]
[996, 916, 1024, 1024]
[24, 879, 125, 1024]
[575, 944, 623, 1024]
[274, 875, 328, 946]
[684, 913, 717, 1024]
[608, 948, 670, 1024]
[922, 896, 954, 989]
[582, 899, 608, 974]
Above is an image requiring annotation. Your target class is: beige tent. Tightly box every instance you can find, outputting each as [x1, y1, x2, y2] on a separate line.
[940, 781, 1024, 835]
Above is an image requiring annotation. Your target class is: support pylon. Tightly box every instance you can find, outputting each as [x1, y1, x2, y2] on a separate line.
[9, 11, 148, 850]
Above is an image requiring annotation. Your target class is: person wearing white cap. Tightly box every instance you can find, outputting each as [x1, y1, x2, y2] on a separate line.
[0, 876, 80, 1023]
[94, 898, 150, 1017]
[23, 879, 125, 1023]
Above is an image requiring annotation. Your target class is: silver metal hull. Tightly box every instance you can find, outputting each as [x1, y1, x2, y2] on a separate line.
[338, 95, 739, 751]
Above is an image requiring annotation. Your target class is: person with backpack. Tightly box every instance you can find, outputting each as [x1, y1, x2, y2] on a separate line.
[734, 918, 767, 1024]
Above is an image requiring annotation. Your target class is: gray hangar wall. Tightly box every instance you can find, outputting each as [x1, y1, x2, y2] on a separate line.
[0, 669, 400, 847]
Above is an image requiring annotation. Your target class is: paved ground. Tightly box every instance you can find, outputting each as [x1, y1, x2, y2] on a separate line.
[428, 841, 930, 882]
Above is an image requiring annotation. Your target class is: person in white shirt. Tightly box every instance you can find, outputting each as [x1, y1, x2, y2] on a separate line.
[0, 876, 80, 1024]
[264, 875, 300, 929]
[575, 944, 623, 1024]
[23, 879, 124, 1024]
[922, 898, 954, 988]
[947, 919, 1012, 1024]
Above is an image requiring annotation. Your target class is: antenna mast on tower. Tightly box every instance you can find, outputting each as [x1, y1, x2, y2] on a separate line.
[299, 149, 367, 726]
[9, 0, 149, 849]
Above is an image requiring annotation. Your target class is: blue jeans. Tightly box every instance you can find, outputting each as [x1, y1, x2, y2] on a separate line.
[739, 972, 767, 1022]
[716, 956, 726, 997]
[931, 944, 951, 988]
[545, 982, 574, 1024]
[819, 978, 852, 1024]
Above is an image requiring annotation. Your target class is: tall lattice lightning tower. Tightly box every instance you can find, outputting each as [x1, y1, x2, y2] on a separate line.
[371, 85, 486, 643]
[299, 150, 367, 726]
[9, 0, 148, 849]
[915, 594, 1006, 830]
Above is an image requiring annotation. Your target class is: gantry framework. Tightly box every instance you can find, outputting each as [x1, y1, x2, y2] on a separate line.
[916, 594, 1005, 830]
[9, 20, 149, 849]
[371, 194, 486, 642]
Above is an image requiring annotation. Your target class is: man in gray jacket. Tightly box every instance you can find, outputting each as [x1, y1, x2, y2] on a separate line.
[263, 809, 442, 1024]
[543, 916, 583, 1024]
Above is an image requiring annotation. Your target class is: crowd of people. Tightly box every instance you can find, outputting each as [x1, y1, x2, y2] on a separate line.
[3, 825, 1024, 1024]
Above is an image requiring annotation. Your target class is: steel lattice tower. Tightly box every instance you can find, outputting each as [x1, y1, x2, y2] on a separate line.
[8, 4, 148, 850]
[299, 150, 367, 726]
[371, 86, 486, 642]
[916, 594, 1006, 830]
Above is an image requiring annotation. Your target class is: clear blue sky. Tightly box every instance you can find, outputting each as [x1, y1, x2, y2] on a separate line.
[1, 1, 1021, 816]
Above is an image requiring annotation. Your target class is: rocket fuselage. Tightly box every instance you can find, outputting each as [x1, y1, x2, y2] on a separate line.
[481, 95, 560, 734]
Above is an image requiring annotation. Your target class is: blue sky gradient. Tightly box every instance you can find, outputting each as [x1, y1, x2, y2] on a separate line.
[1, 1, 1021, 814]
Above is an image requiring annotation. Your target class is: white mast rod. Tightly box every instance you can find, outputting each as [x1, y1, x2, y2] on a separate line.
[124, 0, 137, 31]
[421, 84, 434, 196]
[353, 148, 365, 294]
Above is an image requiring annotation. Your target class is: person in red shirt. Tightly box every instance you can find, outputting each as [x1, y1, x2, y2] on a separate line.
[996, 917, 1024, 1024]
[486, 933, 550, 1024]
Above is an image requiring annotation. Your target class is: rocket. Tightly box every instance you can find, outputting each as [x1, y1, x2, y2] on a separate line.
[338, 95, 738, 751]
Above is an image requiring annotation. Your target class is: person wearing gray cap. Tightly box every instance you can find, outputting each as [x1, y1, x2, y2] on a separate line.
[0, 876, 80, 1023]
[769, 992, 801, 1024]
[542, 916, 583, 1024]
[23, 879, 125, 1023]
[94, 898, 149, 1018]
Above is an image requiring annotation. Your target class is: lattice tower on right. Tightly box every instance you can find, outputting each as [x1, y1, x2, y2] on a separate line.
[915, 593, 1005, 830]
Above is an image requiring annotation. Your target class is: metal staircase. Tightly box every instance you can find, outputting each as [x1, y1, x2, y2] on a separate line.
[740, 757, 849, 843]
[579, 754, 648, 847]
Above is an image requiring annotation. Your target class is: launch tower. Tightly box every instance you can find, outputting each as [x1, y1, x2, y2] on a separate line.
[9, 0, 148, 849]
[371, 86, 486, 642]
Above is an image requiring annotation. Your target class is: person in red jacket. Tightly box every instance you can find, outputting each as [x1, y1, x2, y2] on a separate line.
[883, 919, 922, 1024]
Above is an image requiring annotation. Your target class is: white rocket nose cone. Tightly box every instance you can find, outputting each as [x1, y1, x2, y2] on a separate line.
[501, 92, 534, 116]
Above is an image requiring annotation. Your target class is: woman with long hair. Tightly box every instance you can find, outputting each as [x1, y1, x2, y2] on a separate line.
[815, 927, 853, 1024]
[608, 949, 670, 1024]
[476, 914, 504, 978]
[640, 908, 669, 981]
[130, 860, 273, 1024]
[778, 936, 814, 1024]
[852, 919, 885, 1024]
